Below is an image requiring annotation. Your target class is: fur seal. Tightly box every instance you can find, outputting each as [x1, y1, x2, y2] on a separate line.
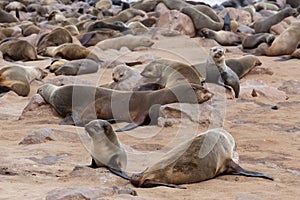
[0, 39, 38, 61]
[37, 83, 213, 131]
[201, 28, 242, 46]
[103, 64, 143, 91]
[85, 119, 128, 177]
[96, 35, 154, 51]
[40, 43, 102, 63]
[242, 33, 275, 49]
[101, 8, 146, 23]
[140, 58, 205, 88]
[0, 65, 47, 97]
[255, 22, 300, 56]
[181, 6, 224, 33]
[0, 8, 18, 23]
[209, 46, 240, 98]
[36, 27, 73, 53]
[130, 128, 274, 188]
[253, 8, 298, 33]
[78, 30, 122, 47]
[46, 58, 99, 76]
[86, 20, 130, 32]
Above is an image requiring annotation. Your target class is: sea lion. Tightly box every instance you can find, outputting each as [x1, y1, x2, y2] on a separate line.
[95, 0, 112, 11]
[286, 0, 300, 8]
[103, 64, 143, 91]
[85, 119, 128, 177]
[96, 35, 154, 51]
[0, 39, 38, 61]
[0, 8, 18, 23]
[132, 0, 158, 12]
[201, 28, 242, 46]
[208, 46, 240, 98]
[130, 128, 274, 189]
[140, 58, 205, 88]
[78, 30, 122, 47]
[181, 6, 224, 33]
[101, 8, 146, 23]
[46, 58, 99, 76]
[242, 33, 275, 49]
[37, 83, 213, 131]
[40, 43, 102, 63]
[36, 27, 73, 53]
[0, 65, 47, 97]
[253, 8, 298, 33]
[86, 20, 130, 32]
[64, 25, 79, 36]
[255, 22, 300, 56]
[254, 2, 279, 11]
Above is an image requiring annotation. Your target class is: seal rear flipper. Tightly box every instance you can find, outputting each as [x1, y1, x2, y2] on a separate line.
[225, 160, 274, 181]
[108, 167, 131, 180]
[139, 180, 187, 189]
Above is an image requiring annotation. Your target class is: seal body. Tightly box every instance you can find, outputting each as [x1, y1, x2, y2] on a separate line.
[0, 40, 38, 61]
[201, 28, 242, 46]
[130, 128, 274, 188]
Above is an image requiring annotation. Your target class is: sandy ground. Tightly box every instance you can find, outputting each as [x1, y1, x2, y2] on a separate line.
[0, 35, 299, 200]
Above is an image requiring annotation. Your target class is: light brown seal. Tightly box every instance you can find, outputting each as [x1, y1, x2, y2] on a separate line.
[130, 128, 274, 188]
[255, 22, 300, 56]
[85, 119, 128, 178]
[208, 46, 240, 98]
[101, 8, 146, 23]
[40, 43, 102, 62]
[46, 58, 99, 76]
[253, 7, 298, 33]
[201, 28, 242, 46]
[78, 30, 122, 47]
[0, 65, 47, 96]
[96, 35, 154, 51]
[0, 39, 38, 61]
[37, 83, 213, 131]
[140, 58, 205, 88]
[36, 27, 73, 53]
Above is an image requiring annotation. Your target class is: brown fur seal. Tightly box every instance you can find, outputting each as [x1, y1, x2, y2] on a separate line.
[95, 0, 112, 11]
[103, 64, 143, 91]
[0, 39, 38, 61]
[0, 8, 18, 23]
[209, 46, 240, 98]
[181, 6, 224, 33]
[96, 35, 154, 51]
[101, 8, 146, 23]
[132, 0, 158, 12]
[0, 65, 47, 96]
[253, 8, 298, 33]
[140, 58, 205, 88]
[37, 83, 213, 131]
[36, 27, 73, 53]
[256, 22, 300, 56]
[85, 119, 128, 178]
[46, 58, 99, 76]
[242, 33, 275, 49]
[40, 43, 102, 62]
[78, 30, 122, 47]
[130, 128, 274, 188]
[86, 20, 130, 32]
[201, 28, 242, 46]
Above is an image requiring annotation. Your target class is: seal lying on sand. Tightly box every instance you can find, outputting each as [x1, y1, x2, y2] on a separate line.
[37, 83, 213, 131]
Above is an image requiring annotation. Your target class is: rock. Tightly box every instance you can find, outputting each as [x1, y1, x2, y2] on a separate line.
[19, 128, 55, 145]
[46, 187, 114, 200]
[240, 79, 287, 100]
[27, 154, 68, 165]
[156, 9, 195, 37]
[248, 67, 274, 75]
[193, 38, 219, 47]
[219, 8, 252, 26]
[278, 80, 300, 94]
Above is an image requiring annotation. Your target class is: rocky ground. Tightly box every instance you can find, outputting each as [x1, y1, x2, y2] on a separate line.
[0, 35, 299, 200]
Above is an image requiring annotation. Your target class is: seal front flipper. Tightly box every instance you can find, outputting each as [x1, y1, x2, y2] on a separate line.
[217, 75, 232, 91]
[138, 180, 187, 189]
[115, 113, 146, 132]
[225, 160, 274, 181]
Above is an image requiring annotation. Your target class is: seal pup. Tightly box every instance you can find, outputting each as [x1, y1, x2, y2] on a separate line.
[140, 58, 205, 88]
[46, 58, 99, 76]
[103, 64, 143, 91]
[130, 128, 274, 188]
[37, 83, 213, 131]
[96, 35, 154, 51]
[201, 28, 242, 46]
[40, 43, 102, 63]
[85, 119, 129, 179]
[255, 22, 300, 56]
[209, 46, 240, 98]
[242, 33, 275, 49]
[0, 65, 47, 97]
[253, 8, 298, 33]
[0, 39, 38, 61]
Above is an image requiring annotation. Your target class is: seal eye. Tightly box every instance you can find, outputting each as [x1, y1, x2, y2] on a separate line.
[119, 73, 124, 77]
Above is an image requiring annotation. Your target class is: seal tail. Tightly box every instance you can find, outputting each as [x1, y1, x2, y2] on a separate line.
[226, 160, 274, 181]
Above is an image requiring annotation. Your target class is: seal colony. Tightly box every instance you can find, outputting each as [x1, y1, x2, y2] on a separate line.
[3, 0, 298, 195]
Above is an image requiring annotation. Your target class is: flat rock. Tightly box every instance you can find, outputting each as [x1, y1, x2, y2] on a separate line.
[278, 80, 300, 94]
[19, 128, 55, 145]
